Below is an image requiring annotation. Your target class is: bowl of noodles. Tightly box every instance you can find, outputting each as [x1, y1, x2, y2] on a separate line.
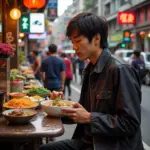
[3, 98, 39, 109]
[2, 109, 37, 124]
[41, 99, 73, 117]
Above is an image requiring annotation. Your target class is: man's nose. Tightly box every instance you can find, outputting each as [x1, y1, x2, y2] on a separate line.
[72, 44, 78, 51]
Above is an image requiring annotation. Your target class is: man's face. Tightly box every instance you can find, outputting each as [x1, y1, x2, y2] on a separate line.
[70, 31, 98, 61]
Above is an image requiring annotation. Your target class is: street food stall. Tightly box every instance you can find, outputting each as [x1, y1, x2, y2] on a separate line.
[0, 62, 68, 150]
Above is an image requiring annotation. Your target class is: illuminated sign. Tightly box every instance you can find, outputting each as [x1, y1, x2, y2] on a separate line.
[20, 14, 30, 32]
[47, 0, 57, 7]
[30, 13, 45, 33]
[118, 12, 136, 24]
[28, 32, 46, 39]
[19, 13, 45, 33]
[123, 30, 131, 42]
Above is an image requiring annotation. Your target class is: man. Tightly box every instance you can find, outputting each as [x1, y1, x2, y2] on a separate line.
[131, 50, 146, 83]
[40, 13, 144, 150]
[31, 50, 41, 81]
[40, 44, 66, 92]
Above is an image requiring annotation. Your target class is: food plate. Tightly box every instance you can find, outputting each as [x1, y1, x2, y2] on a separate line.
[2, 109, 37, 124]
[9, 92, 25, 99]
[3, 98, 39, 109]
[41, 100, 73, 117]
[30, 95, 45, 102]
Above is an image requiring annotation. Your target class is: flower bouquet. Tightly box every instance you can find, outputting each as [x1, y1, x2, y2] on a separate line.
[0, 43, 14, 58]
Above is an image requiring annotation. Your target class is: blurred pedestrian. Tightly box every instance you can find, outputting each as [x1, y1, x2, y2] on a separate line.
[61, 53, 73, 100]
[71, 54, 78, 82]
[40, 44, 66, 92]
[40, 12, 143, 150]
[31, 50, 41, 81]
[131, 50, 146, 83]
[77, 59, 84, 85]
[28, 52, 34, 64]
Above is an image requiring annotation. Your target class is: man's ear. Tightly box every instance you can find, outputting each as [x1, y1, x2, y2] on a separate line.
[94, 34, 100, 46]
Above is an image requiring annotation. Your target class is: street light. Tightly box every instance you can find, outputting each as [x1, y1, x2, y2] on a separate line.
[10, 8, 21, 20]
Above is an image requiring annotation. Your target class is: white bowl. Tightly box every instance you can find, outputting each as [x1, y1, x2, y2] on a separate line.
[41, 100, 73, 117]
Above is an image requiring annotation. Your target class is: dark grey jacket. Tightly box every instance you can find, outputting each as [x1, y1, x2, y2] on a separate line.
[72, 49, 144, 150]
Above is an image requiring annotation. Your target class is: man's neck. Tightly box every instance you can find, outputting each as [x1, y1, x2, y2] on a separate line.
[90, 48, 103, 65]
[49, 53, 57, 56]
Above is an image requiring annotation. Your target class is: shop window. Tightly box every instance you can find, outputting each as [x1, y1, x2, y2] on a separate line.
[120, 0, 130, 6]
[104, 3, 110, 16]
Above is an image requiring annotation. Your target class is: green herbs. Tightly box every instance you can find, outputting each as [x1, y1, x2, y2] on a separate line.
[52, 97, 61, 106]
[27, 87, 50, 96]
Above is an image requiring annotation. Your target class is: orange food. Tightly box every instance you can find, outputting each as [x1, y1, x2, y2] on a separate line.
[3, 98, 38, 108]
[10, 92, 25, 97]
[23, 70, 33, 74]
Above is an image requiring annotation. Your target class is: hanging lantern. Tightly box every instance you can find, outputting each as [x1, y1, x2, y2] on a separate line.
[10, 8, 21, 20]
[23, 0, 46, 9]
[140, 31, 146, 38]
[130, 33, 136, 39]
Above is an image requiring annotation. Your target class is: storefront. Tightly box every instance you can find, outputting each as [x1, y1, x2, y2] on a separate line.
[108, 31, 123, 52]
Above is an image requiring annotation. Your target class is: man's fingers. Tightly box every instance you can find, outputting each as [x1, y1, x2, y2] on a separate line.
[72, 102, 83, 108]
[61, 108, 76, 113]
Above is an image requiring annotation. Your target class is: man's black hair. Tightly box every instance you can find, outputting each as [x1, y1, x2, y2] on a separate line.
[48, 44, 57, 53]
[61, 53, 67, 58]
[133, 50, 141, 58]
[32, 50, 39, 56]
[66, 12, 108, 49]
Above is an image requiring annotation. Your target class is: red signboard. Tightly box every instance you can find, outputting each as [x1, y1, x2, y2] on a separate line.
[118, 12, 136, 24]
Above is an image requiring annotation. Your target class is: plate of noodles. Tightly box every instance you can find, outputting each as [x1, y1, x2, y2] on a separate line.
[41, 99, 73, 117]
[3, 98, 39, 109]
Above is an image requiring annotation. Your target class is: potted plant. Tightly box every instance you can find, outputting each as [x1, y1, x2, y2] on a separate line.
[0, 43, 15, 58]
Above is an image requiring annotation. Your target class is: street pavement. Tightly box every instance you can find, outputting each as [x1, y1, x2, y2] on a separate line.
[56, 74, 150, 150]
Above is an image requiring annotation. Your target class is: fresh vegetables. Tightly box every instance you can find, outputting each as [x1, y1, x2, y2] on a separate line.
[10, 71, 26, 81]
[27, 87, 50, 96]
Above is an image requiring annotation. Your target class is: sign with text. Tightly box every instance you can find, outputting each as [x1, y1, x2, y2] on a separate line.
[19, 14, 30, 33]
[123, 30, 131, 42]
[28, 32, 46, 40]
[30, 13, 45, 33]
[47, 0, 57, 7]
[20, 13, 45, 33]
[118, 12, 136, 24]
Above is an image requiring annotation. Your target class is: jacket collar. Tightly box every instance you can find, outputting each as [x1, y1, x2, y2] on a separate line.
[85, 48, 111, 73]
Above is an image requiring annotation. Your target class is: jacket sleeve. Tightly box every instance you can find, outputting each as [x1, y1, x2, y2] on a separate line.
[91, 65, 141, 136]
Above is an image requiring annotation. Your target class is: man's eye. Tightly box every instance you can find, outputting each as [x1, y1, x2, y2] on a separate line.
[75, 40, 81, 43]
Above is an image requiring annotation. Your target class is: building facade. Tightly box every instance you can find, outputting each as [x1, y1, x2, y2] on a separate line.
[102, 0, 150, 52]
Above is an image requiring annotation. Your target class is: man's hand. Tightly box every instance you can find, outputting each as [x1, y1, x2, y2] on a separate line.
[50, 91, 64, 99]
[61, 103, 91, 123]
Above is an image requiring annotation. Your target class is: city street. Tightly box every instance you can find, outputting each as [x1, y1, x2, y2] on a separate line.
[56, 72, 150, 150]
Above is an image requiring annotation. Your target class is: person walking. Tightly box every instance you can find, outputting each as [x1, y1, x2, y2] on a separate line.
[61, 53, 73, 100]
[40, 44, 66, 92]
[40, 12, 144, 150]
[76, 58, 84, 85]
[131, 50, 146, 83]
[31, 50, 41, 81]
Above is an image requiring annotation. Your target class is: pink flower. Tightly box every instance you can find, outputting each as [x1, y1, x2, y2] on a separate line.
[0, 43, 15, 57]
